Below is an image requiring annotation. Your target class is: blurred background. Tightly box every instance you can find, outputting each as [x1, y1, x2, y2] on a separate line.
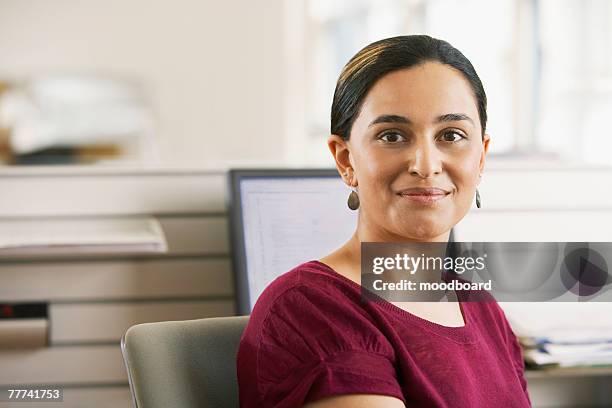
[1, 1, 611, 407]
[0, 0, 610, 167]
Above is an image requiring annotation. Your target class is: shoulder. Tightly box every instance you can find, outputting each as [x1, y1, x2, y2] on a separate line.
[238, 260, 373, 348]
[237, 261, 403, 407]
[243, 261, 384, 346]
[248, 261, 366, 326]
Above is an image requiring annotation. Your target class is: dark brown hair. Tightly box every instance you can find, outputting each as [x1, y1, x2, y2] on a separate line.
[331, 35, 487, 140]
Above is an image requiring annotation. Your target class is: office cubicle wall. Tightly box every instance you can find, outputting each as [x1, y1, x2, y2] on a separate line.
[0, 167, 235, 406]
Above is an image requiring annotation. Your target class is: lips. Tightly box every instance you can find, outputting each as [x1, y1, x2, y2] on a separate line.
[397, 187, 450, 196]
[397, 187, 450, 204]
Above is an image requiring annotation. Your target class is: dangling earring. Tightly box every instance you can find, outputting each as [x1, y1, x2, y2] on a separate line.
[348, 188, 359, 210]
[475, 188, 481, 209]
[344, 169, 359, 210]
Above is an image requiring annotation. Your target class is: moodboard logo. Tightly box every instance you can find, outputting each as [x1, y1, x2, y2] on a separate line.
[360, 242, 612, 302]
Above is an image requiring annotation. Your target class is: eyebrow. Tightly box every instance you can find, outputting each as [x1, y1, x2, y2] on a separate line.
[368, 113, 475, 127]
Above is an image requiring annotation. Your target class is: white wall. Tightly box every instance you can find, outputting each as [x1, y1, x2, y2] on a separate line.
[0, 0, 287, 166]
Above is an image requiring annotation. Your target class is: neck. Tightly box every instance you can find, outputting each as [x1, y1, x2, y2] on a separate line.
[342, 212, 452, 289]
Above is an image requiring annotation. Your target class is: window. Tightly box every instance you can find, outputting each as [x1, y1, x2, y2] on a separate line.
[288, 0, 612, 166]
[537, 0, 612, 166]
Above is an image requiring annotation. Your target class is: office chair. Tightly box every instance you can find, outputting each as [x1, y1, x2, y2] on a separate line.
[121, 315, 249, 408]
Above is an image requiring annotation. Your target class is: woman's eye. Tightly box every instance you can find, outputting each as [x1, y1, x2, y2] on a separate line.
[440, 131, 465, 142]
[379, 132, 406, 143]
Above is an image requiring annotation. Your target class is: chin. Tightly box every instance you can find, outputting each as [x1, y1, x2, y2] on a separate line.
[406, 230, 445, 241]
[395, 218, 448, 241]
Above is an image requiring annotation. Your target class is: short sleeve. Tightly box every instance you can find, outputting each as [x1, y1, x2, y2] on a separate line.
[256, 285, 405, 408]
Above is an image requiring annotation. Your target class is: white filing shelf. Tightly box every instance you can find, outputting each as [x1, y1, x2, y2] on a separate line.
[0, 166, 235, 408]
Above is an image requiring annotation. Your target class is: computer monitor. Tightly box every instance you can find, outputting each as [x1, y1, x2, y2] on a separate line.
[227, 168, 357, 314]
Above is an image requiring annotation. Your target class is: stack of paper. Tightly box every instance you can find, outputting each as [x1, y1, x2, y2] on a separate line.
[519, 327, 612, 368]
[0, 216, 167, 256]
[500, 303, 612, 369]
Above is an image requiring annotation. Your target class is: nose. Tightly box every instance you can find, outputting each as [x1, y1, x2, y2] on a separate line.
[408, 137, 443, 178]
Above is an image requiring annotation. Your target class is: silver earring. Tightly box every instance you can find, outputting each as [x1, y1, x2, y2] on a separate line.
[348, 188, 359, 210]
[475, 188, 481, 209]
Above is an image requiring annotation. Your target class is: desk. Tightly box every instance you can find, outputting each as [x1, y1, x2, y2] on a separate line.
[526, 366, 612, 407]
[526, 366, 612, 379]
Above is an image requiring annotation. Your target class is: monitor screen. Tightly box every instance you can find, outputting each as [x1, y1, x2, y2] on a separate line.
[227, 168, 357, 314]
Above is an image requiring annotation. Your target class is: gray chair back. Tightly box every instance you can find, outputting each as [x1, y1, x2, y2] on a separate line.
[121, 316, 249, 408]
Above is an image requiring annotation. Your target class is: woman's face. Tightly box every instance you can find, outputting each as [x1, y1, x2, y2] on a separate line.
[330, 61, 490, 242]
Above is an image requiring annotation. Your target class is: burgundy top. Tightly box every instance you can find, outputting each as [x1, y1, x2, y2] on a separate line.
[237, 260, 531, 407]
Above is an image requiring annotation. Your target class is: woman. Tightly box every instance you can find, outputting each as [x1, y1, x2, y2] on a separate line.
[237, 35, 531, 408]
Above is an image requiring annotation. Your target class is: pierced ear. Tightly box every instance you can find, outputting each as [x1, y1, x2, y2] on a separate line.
[345, 168, 358, 187]
[327, 134, 353, 184]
